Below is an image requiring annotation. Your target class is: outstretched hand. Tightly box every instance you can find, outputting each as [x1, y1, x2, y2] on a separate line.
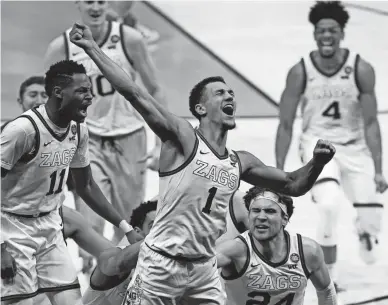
[69, 22, 94, 50]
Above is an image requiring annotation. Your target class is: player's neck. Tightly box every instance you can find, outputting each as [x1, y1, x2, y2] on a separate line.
[253, 231, 288, 263]
[315, 48, 347, 69]
[45, 103, 70, 128]
[198, 124, 228, 155]
[89, 21, 109, 45]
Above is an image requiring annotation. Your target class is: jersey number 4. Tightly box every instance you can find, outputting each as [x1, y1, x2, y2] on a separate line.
[322, 101, 341, 119]
[246, 291, 295, 305]
[46, 168, 67, 196]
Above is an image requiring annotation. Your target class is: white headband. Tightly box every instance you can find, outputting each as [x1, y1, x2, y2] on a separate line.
[250, 191, 288, 217]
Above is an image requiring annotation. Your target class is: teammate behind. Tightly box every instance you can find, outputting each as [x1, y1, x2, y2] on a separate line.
[82, 199, 157, 305]
[70, 23, 335, 305]
[1, 60, 140, 305]
[44, 0, 165, 243]
[275, 1, 387, 289]
[217, 187, 337, 305]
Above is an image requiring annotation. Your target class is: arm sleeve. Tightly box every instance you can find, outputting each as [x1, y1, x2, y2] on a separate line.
[70, 123, 90, 168]
[1, 118, 36, 170]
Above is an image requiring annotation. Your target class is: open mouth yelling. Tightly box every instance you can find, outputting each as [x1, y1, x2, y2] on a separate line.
[78, 104, 91, 117]
[222, 104, 234, 116]
[255, 225, 269, 231]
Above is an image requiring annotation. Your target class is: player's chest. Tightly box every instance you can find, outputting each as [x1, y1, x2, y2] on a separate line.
[190, 154, 239, 191]
[37, 136, 78, 169]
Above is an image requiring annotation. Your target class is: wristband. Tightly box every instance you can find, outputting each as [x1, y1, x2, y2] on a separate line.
[119, 220, 133, 234]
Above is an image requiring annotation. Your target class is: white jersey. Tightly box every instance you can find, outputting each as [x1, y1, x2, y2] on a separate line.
[223, 231, 309, 305]
[83, 237, 132, 305]
[301, 50, 364, 145]
[1, 105, 88, 214]
[145, 130, 241, 258]
[64, 21, 144, 137]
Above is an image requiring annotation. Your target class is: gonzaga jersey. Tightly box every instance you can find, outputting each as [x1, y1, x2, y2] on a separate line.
[1, 106, 80, 214]
[301, 50, 364, 145]
[145, 130, 241, 258]
[64, 21, 143, 137]
[223, 231, 309, 305]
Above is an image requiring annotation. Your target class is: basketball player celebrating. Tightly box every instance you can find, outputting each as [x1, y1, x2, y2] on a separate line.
[1, 60, 140, 305]
[275, 1, 387, 289]
[44, 0, 166, 243]
[70, 23, 335, 305]
[217, 187, 337, 305]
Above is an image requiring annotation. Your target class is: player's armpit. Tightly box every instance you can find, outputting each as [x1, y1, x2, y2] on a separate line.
[238, 150, 324, 197]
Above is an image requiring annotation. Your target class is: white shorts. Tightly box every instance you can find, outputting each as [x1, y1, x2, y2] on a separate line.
[122, 243, 226, 305]
[1, 209, 79, 302]
[299, 136, 378, 203]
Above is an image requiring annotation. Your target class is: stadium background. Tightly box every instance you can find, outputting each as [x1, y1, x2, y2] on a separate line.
[1, 1, 388, 304]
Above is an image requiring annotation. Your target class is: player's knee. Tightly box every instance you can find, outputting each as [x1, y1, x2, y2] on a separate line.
[312, 181, 341, 246]
[354, 203, 384, 236]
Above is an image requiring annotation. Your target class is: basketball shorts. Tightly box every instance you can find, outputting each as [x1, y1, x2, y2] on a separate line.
[122, 243, 226, 305]
[77, 127, 147, 227]
[1, 209, 79, 302]
[299, 135, 378, 203]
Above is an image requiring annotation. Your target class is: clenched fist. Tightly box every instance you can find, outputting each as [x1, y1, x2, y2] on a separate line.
[69, 23, 95, 50]
[313, 139, 336, 166]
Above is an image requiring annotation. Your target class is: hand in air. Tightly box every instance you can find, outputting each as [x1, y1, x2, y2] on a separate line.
[313, 139, 336, 166]
[69, 22, 94, 50]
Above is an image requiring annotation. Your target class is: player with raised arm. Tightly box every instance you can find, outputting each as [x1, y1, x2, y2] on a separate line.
[217, 187, 337, 305]
[1, 60, 140, 305]
[69, 23, 335, 305]
[275, 1, 387, 289]
[45, 0, 166, 243]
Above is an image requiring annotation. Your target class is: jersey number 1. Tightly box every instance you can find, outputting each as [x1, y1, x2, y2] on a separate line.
[46, 168, 67, 196]
[202, 187, 218, 214]
[322, 101, 341, 119]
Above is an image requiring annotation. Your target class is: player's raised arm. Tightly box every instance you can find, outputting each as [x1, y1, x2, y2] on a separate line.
[301, 236, 337, 305]
[357, 57, 387, 193]
[69, 23, 188, 144]
[275, 60, 305, 170]
[237, 139, 336, 197]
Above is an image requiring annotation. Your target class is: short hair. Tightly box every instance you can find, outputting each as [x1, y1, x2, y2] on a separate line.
[309, 1, 350, 29]
[243, 187, 295, 219]
[19, 76, 45, 99]
[130, 199, 157, 228]
[189, 76, 226, 120]
[44, 60, 86, 97]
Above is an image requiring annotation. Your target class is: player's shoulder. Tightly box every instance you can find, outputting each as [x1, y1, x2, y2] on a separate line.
[2, 115, 37, 136]
[120, 24, 144, 42]
[47, 34, 66, 52]
[287, 58, 306, 79]
[356, 55, 375, 76]
[76, 121, 89, 139]
[299, 235, 324, 272]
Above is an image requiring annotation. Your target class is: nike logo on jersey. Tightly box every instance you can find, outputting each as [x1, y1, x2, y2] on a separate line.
[251, 263, 260, 268]
[200, 150, 209, 154]
[44, 140, 53, 147]
[72, 52, 81, 57]
[69, 135, 76, 141]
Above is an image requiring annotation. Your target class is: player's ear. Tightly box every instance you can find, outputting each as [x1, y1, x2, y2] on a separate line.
[282, 213, 289, 227]
[17, 97, 23, 106]
[134, 227, 141, 233]
[194, 103, 206, 117]
[53, 86, 63, 99]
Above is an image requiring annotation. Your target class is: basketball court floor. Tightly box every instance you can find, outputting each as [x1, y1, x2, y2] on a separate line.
[1, 1, 388, 304]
